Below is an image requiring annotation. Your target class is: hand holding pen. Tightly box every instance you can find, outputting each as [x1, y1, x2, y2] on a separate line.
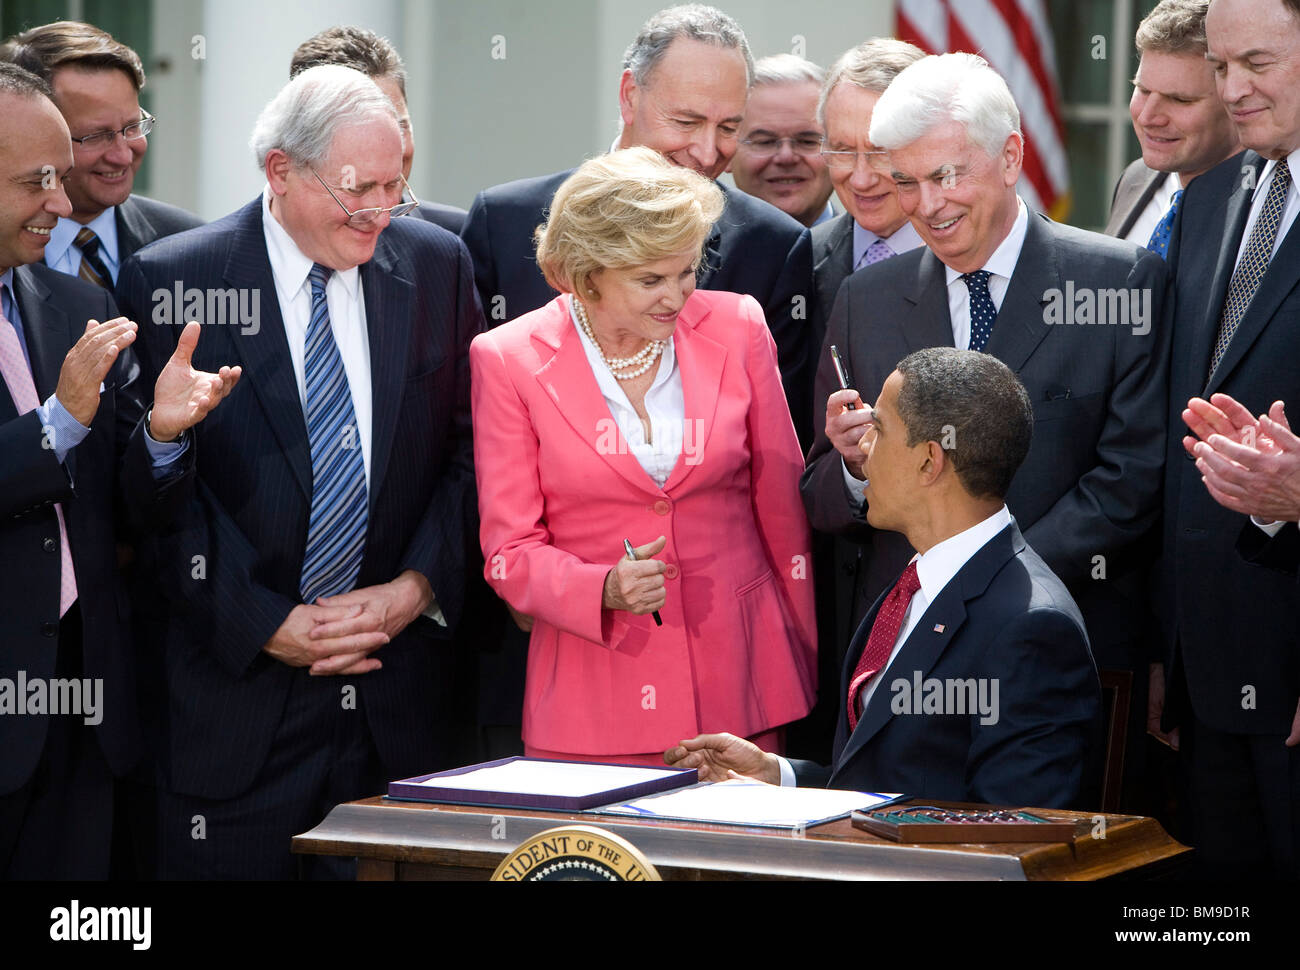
[601, 535, 666, 625]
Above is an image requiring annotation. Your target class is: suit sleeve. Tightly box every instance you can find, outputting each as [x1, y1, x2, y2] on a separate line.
[967, 607, 1099, 809]
[393, 240, 484, 634]
[470, 331, 614, 646]
[763, 227, 814, 436]
[1237, 520, 1300, 574]
[1021, 253, 1171, 584]
[799, 276, 873, 539]
[118, 255, 295, 678]
[460, 191, 500, 327]
[741, 295, 817, 656]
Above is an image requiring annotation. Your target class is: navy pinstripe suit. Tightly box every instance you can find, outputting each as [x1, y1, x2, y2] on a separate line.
[117, 199, 482, 876]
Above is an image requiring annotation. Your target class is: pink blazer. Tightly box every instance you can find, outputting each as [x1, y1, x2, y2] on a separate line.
[470, 290, 816, 755]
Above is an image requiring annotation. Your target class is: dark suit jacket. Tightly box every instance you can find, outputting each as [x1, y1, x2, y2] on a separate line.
[115, 194, 205, 264]
[117, 200, 483, 798]
[1104, 159, 1165, 240]
[1161, 150, 1299, 734]
[0, 264, 192, 795]
[418, 201, 468, 235]
[810, 211, 854, 365]
[461, 169, 814, 431]
[801, 213, 1170, 669]
[790, 521, 1100, 808]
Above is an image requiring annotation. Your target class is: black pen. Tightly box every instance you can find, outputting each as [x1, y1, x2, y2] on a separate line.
[623, 538, 663, 626]
[831, 344, 856, 410]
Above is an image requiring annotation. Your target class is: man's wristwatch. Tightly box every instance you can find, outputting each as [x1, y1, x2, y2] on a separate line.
[144, 405, 186, 444]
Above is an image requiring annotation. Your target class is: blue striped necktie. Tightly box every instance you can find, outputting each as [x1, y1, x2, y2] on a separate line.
[299, 263, 368, 604]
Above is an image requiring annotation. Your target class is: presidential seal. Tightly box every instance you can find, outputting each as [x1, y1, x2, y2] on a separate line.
[490, 825, 661, 881]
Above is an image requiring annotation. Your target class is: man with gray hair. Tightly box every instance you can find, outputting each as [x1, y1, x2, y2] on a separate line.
[801, 54, 1169, 811]
[118, 64, 482, 878]
[729, 53, 833, 230]
[462, 4, 811, 418]
[1105, 0, 1241, 247]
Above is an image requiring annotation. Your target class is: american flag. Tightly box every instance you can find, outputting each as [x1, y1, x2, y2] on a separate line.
[896, 0, 1070, 219]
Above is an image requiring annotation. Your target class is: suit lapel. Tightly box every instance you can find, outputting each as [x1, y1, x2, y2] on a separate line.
[1205, 155, 1300, 394]
[531, 299, 666, 495]
[221, 200, 312, 500]
[814, 215, 854, 314]
[984, 214, 1054, 371]
[903, 250, 957, 352]
[830, 522, 1022, 780]
[662, 298, 725, 492]
[10, 266, 78, 478]
[359, 237, 412, 509]
[114, 197, 150, 263]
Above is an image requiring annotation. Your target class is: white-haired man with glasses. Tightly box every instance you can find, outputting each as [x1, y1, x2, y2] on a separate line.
[0, 21, 204, 287]
[116, 64, 484, 879]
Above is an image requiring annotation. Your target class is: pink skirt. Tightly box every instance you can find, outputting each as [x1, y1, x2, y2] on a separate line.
[524, 727, 785, 768]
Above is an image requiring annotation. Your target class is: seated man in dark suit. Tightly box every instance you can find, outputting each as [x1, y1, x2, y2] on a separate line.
[0, 62, 237, 878]
[461, 4, 812, 419]
[669, 348, 1101, 808]
[801, 52, 1168, 812]
[1104, 0, 1239, 249]
[118, 65, 481, 879]
[0, 21, 205, 285]
[289, 25, 468, 234]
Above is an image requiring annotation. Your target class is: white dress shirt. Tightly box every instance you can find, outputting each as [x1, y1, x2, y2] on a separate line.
[778, 505, 1014, 786]
[45, 207, 121, 283]
[569, 295, 684, 488]
[261, 187, 373, 485]
[842, 200, 1030, 502]
[1123, 171, 1182, 250]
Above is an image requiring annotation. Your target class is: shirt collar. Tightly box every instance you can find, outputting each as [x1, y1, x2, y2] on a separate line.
[812, 201, 836, 226]
[912, 505, 1013, 604]
[943, 197, 1029, 287]
[47, 206, 119, 269]
[261, 186, 361, 304]
[852, 218, 926, 267]
[1254, 149, 1300, 201]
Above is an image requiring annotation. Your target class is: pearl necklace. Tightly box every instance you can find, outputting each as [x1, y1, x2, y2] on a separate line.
[572, 297, 665, 381]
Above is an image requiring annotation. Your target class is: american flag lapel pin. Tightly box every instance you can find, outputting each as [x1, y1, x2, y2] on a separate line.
[933, 623, 945, 634]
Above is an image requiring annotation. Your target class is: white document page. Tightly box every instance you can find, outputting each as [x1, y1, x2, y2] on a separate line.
[603, 778, 898, 827]
[418, 760, 684, 797]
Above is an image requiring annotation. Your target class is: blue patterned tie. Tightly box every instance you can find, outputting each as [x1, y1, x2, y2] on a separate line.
[1145, 188, 1184, 259]
[1209, 162, 1292, 380]
[962, 270, 998, 353]
[299, 263, 368, 604]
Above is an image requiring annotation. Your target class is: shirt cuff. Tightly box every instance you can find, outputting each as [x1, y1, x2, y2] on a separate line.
[777, 755, 796, 787]
[143, 426, 190, 470]
[841, 458, 868, 506]
[39, 395, 91, 463]
[1251, 516, 1288, 537]
[422, 595, 447, 627]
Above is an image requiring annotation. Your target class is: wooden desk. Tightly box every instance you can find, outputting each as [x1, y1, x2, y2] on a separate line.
[292, 796, 1190, 881]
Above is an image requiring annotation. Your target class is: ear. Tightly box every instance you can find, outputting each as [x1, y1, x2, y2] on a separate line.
[1000, 131, 1024, 187]
[265, 148, 293, 196]
[918, 439, 947, 486]
[618, 69, 639, 131]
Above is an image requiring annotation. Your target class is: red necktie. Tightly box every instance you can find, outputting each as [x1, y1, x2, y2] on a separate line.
[846, 561, 920, 730]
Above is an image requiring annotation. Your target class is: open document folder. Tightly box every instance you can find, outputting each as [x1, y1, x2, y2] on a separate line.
[599, 778, 902, 829]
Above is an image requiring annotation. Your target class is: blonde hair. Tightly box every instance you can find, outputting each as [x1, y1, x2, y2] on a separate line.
[535, 147, 724, 298]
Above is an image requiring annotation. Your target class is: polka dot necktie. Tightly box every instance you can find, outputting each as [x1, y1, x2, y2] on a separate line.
[1209, 162, 1292, 381]
[846, 561, 921, 731]
[962, 270, 998, 353]
[1145, 188, 1183, 260]
[74, 227, 112, 289]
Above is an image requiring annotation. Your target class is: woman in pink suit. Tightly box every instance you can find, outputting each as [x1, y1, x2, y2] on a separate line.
[470, 148, 815, 765]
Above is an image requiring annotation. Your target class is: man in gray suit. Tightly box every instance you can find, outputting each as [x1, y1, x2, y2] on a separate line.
[0, 21, 204, 285]
[1105, 0, 1239, 247]
[801, 54, 1169, 812]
